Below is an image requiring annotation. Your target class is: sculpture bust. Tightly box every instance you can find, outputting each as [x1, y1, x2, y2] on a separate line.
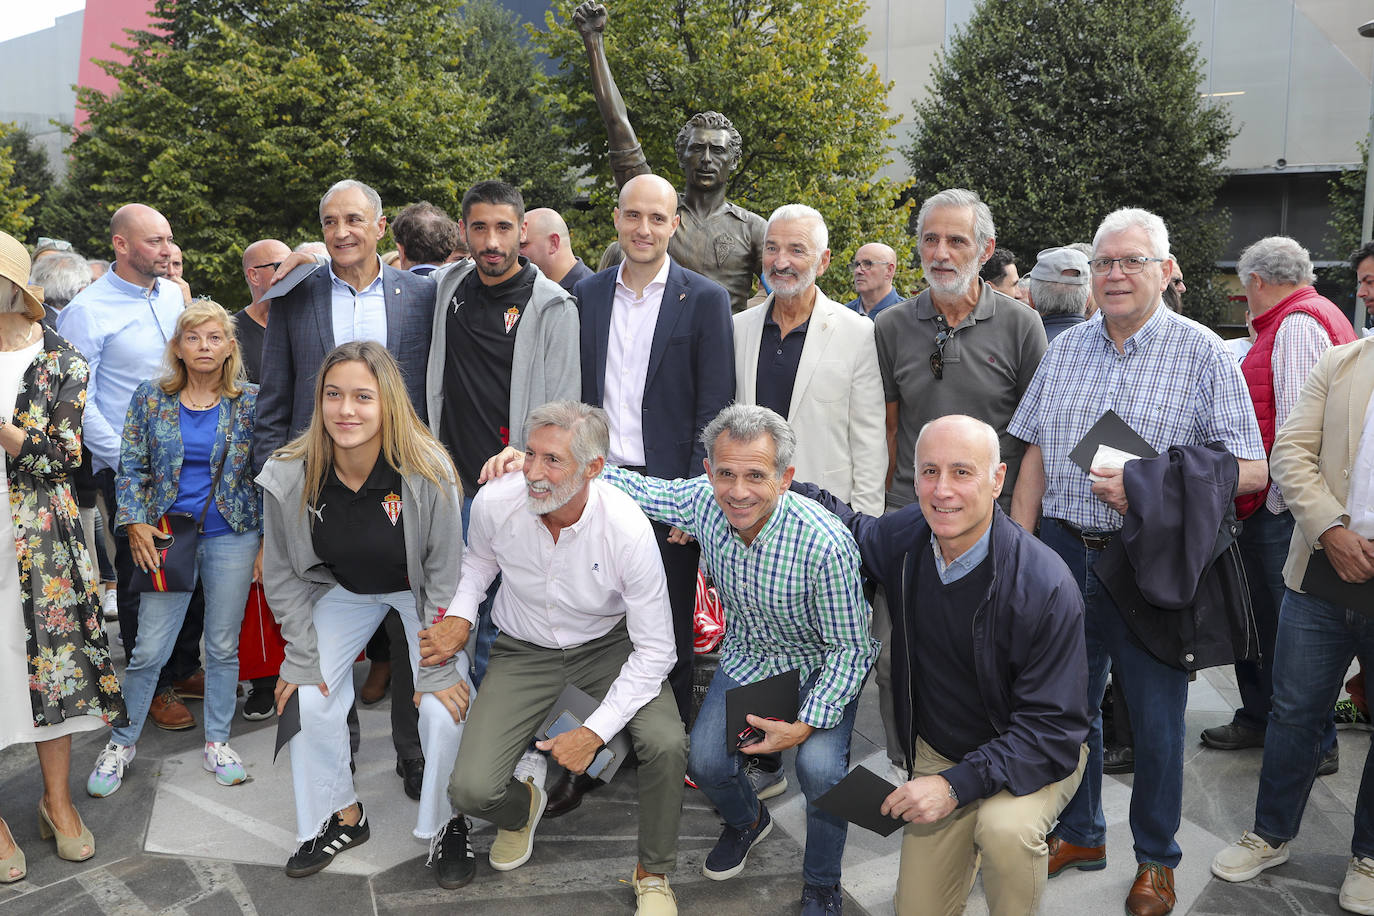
[575, 1, 767, 312]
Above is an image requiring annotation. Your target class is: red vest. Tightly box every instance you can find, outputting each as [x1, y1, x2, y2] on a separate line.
[1236, 286, 1356, 518]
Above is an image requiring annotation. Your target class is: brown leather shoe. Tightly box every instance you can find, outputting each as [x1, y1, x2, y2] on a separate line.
[1047, 834, 1106, 877]
[172, 670, 205, 699]
[543, 770, 602, 819]
[149, 689, 195, 730]
[359, 661, 391, 705]
[1125, 862, 1175, 916]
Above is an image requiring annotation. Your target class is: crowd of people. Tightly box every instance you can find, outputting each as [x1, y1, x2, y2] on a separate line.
[0, 145, 1372, 916]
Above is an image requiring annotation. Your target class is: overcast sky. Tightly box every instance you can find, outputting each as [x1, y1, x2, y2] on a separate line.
[0, 1, 86, 44]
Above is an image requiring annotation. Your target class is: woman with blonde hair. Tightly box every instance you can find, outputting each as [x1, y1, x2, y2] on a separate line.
[0, 231, 124, 880]
[257, 340, 474, 886]
[87, 299, 261, 797]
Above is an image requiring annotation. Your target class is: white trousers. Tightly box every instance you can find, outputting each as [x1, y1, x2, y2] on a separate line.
[289, 586, 468, 842]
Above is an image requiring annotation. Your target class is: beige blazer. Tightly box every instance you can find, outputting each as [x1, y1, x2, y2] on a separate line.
[733, 290, 887, 516]
[1271, 337, 1374, 590]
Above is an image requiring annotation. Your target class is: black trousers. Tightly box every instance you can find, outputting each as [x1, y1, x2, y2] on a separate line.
[99, 468, 204, 690]
[361, 609, 422, 759]
[652, 520, 701, 725]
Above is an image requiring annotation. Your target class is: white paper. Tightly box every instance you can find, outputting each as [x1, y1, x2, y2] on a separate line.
[1087, 444, 1143, 482]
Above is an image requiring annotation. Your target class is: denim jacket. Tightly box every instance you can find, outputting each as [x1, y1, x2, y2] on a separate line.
[116, 379, 261, 534]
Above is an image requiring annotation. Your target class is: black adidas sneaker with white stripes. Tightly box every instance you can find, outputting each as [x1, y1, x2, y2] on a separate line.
[285, 803, 371, 877]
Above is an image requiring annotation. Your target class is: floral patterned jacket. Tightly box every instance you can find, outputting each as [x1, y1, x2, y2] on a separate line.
[116, 380, 261, 534]
[9, 328, 126, 727]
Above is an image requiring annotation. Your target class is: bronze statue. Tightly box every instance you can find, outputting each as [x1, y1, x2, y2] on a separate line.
[575, 1, 767, 312]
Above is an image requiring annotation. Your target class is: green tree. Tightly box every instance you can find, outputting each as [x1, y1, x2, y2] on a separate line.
[531, 0, 914, 300]
[904, 0, 1235, 326]
[457, 0, 576, 211]
[0, 125, 54, 245]
[0, 123, 41, 241]
[41, 0, 509, 305]
[1320, 144, 1366, 299]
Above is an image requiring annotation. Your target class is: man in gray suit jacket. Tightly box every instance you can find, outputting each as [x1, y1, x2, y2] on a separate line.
[253, 179, 435, 472]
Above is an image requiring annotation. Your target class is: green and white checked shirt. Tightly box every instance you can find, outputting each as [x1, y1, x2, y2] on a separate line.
[603, 467, 877, 729]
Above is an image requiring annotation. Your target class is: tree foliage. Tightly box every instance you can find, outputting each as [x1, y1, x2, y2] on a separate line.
[1320, 143, 1366, 300]
[456, 0, 576, 212]
[40, 0, 509, 305]
[531, 0, 915, 300]
[904, 0, 1235, 326]
[0, 125, 53, 245]
[0, 123, 42, 242]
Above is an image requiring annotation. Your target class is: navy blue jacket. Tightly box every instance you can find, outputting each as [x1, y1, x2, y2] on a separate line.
[575, 259, 734, 479]
[254, 264, 434, 473]
[800, 484, 1090, 805]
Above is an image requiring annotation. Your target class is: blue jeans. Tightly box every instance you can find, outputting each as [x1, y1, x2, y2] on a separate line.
[461, 494, 500, 686]
[1255, 588, 1374, 856]
[687, 666, 861, 887]
[112, 530, 259, 746]
[1040, 521, 1188, 867]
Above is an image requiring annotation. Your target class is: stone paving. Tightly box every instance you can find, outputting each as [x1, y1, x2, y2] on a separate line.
[0, 649, 1368, 914]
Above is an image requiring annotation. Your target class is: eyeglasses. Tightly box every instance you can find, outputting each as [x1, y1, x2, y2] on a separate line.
[850, 259, 892, 272]
[1087, 256, 1163, 276]
[251, 261, 283, 271]
[35, 237, 73, 252]
[1169, 278, 1186, 289]
[930, 325, 959, 380]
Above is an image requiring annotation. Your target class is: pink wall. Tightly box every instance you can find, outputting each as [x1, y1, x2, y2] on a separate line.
[75, 0, 161, 126]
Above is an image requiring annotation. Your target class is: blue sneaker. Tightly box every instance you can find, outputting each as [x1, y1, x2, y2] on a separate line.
[800, 883, 843, 914]
[703, 802, 772, 880]
[87, 742, 136, 797]
[204, 742, 247, 786]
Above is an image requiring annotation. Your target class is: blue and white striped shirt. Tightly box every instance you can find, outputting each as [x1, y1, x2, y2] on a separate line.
[1009, 305, 1264, 531]
[601, 467, 877, 728]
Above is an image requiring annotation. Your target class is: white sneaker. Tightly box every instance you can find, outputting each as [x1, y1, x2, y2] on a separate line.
[889, 761, 909, 785]
[513, 749, 548, 789]
[1211, 830, 1290, 882]
[1341, 856, 1374, 914]
[87, 742, 136, 797]
[101, 588, 118, 621]
[203, 741, 248, 786]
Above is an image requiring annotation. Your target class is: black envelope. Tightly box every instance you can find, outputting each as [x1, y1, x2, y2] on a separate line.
[1302, 549, 1374, 618]
[814, 766, 905, 836]
[1068, 409, 1158, 475]
[725, 669, 800, 750]
[261, 262, 322, 301]
[274, 691, 300, 763]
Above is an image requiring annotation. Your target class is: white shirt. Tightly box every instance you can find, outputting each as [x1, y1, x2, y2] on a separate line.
[1267, 312, 1335, 514]
[603, 258, 670, 466]
[447, 472, 675, 742]
[329, 256, 388, 347]
[1347, 391, 1374, 539]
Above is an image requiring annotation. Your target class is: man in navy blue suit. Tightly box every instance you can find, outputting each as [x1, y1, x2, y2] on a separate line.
[556, 173, 733, 812]
[253, 179, 435, 472]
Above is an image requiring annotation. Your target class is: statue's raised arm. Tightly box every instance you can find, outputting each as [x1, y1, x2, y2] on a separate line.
[575, 1, 651, 189]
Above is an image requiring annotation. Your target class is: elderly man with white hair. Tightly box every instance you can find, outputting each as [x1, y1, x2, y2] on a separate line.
[1024, 247, 1090, 343]
[1199, 236, 1356, 757]
[846, 242, 901, 319]
[732, 204, 886, 517]
[1010, 208, 1267, 916]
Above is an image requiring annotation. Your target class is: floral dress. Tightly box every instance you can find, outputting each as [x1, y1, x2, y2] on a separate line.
[0, 327, 125, 748]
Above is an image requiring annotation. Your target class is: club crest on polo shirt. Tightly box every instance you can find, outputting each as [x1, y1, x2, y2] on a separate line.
[504, 306, 521, 333]
[382, 492, 402, 526]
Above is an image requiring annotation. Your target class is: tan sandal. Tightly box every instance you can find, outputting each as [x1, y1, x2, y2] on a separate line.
[37, 801, 94, 862]
[0, 819, 24, 882]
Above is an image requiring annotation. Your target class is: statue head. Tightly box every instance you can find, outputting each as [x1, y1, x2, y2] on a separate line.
[675, 111, 743, 194]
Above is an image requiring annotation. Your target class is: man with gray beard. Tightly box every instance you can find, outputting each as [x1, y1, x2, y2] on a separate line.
[874, 189, 1047, 514]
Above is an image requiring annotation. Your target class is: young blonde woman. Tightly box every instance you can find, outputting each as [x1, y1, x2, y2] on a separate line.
[88, 300, 261, 797]
[257, 340, 474, 886]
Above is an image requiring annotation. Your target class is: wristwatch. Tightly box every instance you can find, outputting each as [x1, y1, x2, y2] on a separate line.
[946, 779, 958, 804]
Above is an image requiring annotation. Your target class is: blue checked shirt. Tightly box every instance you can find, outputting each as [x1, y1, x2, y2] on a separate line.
[602, 467, 877, 729]
[1008, 305, 1264, 531]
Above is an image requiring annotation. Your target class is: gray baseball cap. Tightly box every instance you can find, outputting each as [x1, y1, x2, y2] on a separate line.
[1029, 247, 1091, 285]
